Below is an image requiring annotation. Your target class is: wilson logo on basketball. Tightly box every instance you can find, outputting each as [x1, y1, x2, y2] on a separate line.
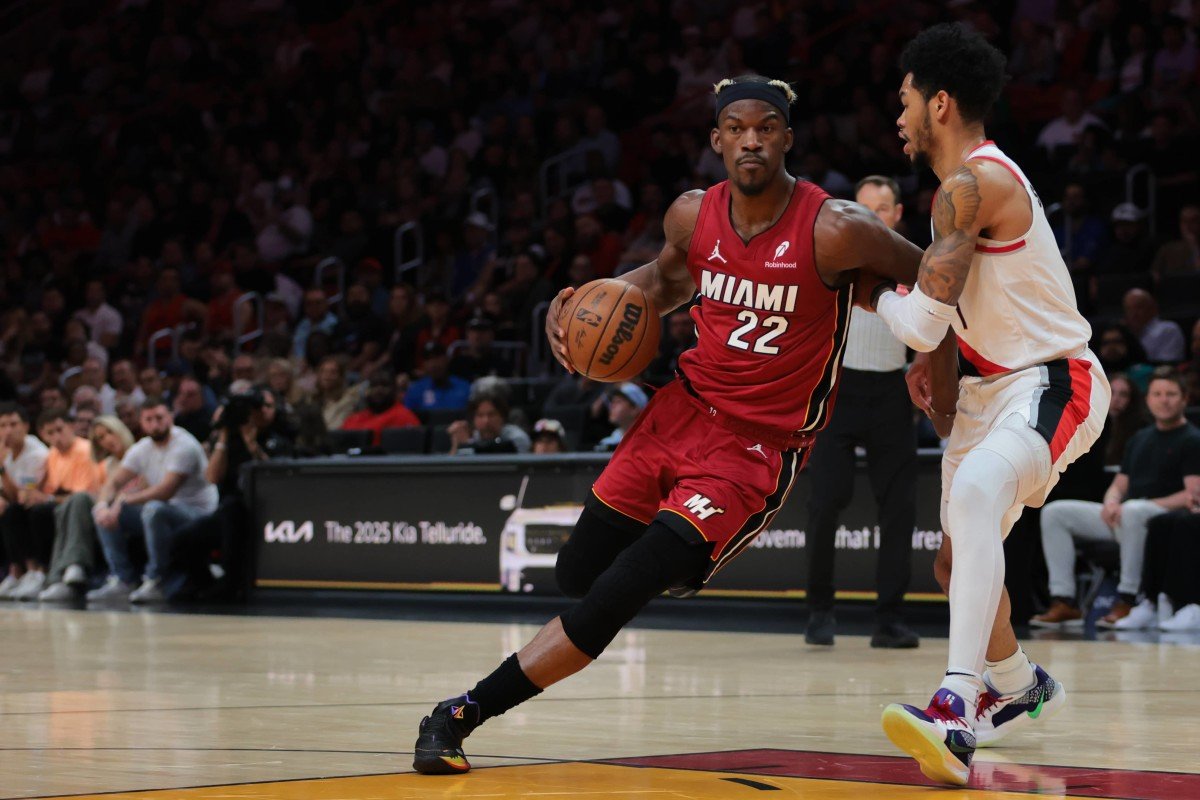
[596, 302, 644, 366]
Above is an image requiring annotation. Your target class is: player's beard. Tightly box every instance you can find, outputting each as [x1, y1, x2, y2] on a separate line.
[909, 112, 934, 173]
[733, 176, 768, 196]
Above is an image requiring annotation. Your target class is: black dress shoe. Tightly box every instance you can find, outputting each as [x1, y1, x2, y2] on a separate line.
[871, 620, 920, 649]
[805, 611, 836, 645]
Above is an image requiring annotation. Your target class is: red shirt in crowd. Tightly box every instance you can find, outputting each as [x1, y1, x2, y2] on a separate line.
[341, 403, 421, 446]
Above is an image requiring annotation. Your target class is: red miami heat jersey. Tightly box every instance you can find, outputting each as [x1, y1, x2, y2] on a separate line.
[678, 179, 850, 435]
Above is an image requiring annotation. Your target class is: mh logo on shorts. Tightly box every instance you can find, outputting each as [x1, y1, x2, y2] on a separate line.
[683, 493, 725, 520]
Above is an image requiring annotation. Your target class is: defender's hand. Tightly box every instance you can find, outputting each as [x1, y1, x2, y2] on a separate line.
[545, 287, 576, 374]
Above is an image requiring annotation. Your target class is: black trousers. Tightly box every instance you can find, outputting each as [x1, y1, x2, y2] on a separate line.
[171, 497, 250, 598]
[1142, 511, 1200, 608]
[1, 502, 55, 569]
[806, 368, 917, 621]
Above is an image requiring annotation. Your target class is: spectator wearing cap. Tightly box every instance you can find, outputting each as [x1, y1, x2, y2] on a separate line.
[256, 175, 314, 264]
[596, 383, 648, 451]
[356, 258, 390, 318]
[450, 316, 511, 379]
[293, 289, 339, 359]
[451, 213, 496, 301]
[341, 370, 420, 447]
[532, 418, 567, 454]
[1122, 288, 1186, 363]
[1094, 203, 1155, 276]
[405, 342, 471, 414]
[414, 291, 461, 369]
[448, 394, 531, 455]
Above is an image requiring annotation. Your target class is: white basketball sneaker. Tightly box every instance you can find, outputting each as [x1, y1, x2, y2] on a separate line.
[1112, 599, 1156, 629]
[973, 664, 1067, 747]
[882, 688, 976, 786]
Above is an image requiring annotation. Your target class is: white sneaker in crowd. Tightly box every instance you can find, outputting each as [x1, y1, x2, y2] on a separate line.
[0, 574, 21, 600]
[38, 582, 79, 602]
[1159, 604, 1200, 631]
[86, 576, 136, 602]
[1112, 599, 1156, 629]
[11, 570, 46, 601]
[129, 578, 165, 604]
[63, 564, 87, 586]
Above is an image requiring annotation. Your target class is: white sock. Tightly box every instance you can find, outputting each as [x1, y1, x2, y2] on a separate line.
[983, 646, 1036, 695]
[940, 670, 983, 710]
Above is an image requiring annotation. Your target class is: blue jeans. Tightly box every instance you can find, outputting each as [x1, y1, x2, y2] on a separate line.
[96, 501, 208, 584]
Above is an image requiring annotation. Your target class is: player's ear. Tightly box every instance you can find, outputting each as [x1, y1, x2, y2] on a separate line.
[710, 127, 722, 153]
[932, 90, 951, 122]
[783, 127, 793, 153]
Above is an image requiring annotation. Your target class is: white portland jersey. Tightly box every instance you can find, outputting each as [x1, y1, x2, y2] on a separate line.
[946, 142, 1092, 378]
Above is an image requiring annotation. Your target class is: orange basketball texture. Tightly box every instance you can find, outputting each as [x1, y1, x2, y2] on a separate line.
[561, 279, 660, 382]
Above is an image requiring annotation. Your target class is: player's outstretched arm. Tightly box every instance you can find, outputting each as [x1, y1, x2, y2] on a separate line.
[814, 199, 924, 288]
[544, 191, 701, 372]
[861, 161, 1002, 352]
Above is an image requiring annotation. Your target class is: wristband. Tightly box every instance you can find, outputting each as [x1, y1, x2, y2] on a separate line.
[869, 279, 898, 310]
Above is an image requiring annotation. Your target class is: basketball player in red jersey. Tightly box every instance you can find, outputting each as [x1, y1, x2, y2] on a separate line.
[413, 75, 925, 775]
[856, 25, 1111, 786]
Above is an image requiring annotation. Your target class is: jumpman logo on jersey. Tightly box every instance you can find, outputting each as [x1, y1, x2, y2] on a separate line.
[708, 240, 727, 264]
[746, 443, 767, 457]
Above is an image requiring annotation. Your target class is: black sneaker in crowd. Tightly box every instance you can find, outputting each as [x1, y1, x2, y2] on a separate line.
[805, 611, 836, 646]
[871, 620, 920, 649]
[413, 695, 481, 775]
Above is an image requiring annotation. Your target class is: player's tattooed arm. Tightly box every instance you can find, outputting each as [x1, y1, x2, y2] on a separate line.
[917, 163, 985, 305]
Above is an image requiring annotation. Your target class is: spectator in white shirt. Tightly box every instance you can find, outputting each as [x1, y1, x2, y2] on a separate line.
[88, 398, 218, 604]
[1122, 288, 1186, 363]
[72, 279, 123, 350]
[0, 403, 50, 599]
[1036, 88, 1105, 158]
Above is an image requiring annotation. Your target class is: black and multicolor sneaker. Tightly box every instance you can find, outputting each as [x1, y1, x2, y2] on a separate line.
[413, 695, 481, 775]
[974, 665, 1067, 747]
[882, 688, 976, 786]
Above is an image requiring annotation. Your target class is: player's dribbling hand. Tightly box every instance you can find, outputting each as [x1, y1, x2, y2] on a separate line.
[906, 353, 933, 412]
[545, 286, 576, 374]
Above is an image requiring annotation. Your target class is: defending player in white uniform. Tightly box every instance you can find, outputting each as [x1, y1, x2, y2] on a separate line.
[856, 25, 1111, 786]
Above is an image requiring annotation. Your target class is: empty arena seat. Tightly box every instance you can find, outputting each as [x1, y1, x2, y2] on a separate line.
[327, 429, 373, 454]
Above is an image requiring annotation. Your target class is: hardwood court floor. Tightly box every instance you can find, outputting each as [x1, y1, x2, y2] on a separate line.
[3, 606, 1199, 799]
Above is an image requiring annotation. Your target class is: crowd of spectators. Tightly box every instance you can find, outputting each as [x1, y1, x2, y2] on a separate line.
[1, 1, 1199, 608]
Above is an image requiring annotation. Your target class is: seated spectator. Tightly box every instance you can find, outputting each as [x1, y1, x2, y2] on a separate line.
[307, 356, 364, 431]
[73, 279, 123, 350]
[172, 376, 213, 442]
[341, 370, 420, 446]
[135, 267, 207, 360]
[1152, 204, 1199, 278]
[448, 394, 531, 455]
[87, 398, 219, 604]
[110, 359, 146, 408]
[1095, 323, 1149, 378]
[7, 409, 107, 600]
[1035, 87, 1105, 160]
[450, 316, 511, 379]
[74, 406, 97, 439]
[292, 289, 338, 359]
[596, 383, 648, 451]
[532, 418, 567, 454]
[1093, 203, 1154, 275]
[334, 283, 388, 377]
[370, 284, 423, 378]
[115, 396, 143, 440]
[413, 291, 461, 369]
[38, 416, 135, 602]
[170, 386, 292, 601]
[1034, 370, 1200, 628]
[544, 372, 610, 447]
[1106, 374, 1148, 467]
[139, 368, 165, 401]
[1137, 510, 1200, 631]
[406, 342, 471, 414]
[1122, 288, 1185, 363]
[0, 404, 50, 599]
[205, 261, 242, 339]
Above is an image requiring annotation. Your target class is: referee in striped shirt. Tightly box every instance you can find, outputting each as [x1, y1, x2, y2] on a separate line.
[804, 176, 920, 649]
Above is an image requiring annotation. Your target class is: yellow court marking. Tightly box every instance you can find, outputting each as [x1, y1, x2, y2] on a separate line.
[40, 761, 1101, 800]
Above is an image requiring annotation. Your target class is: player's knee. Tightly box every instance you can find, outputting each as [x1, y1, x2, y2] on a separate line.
[555, 543, 593, 599]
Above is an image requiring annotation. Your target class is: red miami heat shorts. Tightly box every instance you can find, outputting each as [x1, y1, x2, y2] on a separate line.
[587, 380, 808, 582]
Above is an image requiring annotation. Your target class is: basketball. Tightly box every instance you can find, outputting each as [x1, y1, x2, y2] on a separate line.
[561, 279, 660, 382]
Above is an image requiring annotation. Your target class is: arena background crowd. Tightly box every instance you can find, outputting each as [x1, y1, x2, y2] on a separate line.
[1, 0, 1198, 609]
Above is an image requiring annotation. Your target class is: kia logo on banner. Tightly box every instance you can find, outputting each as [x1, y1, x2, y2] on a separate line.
[264, 520, 314, 544]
